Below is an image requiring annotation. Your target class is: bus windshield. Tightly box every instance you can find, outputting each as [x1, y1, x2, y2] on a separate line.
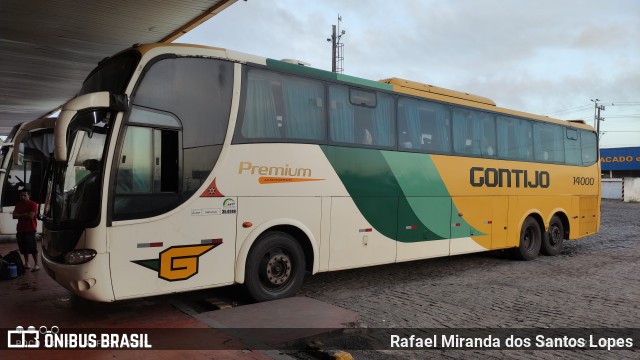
[43, 50, 139, 229]
[80, 50, 140, 96]
[46, 109, 114, 227]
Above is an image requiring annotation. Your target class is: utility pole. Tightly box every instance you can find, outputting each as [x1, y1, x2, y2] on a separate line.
[327, 15, 345, 73]
[591, 99, 605, 138]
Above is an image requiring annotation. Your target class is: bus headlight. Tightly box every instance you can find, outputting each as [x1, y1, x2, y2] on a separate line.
[64, 249, 97, 265]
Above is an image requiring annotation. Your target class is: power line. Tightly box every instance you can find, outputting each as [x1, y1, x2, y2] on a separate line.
[595, 101, 640, 105]
[572, 114, 640, 120]
[547, 101, 640, 116]
[604, 115, 640, 118]
[546, 104, 592, 115]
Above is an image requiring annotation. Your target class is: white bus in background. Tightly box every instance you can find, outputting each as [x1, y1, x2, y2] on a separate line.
[0, 118, 55, 234]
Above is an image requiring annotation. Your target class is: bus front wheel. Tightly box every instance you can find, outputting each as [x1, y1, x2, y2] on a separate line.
[245, 231, 306, 302]
[542, 216, 564, 256]
[513, 217, 541, 261]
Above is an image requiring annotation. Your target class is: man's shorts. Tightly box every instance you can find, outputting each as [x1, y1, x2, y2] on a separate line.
[16, 232, 37, 254]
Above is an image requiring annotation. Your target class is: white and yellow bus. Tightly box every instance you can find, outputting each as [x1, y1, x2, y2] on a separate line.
[0, 118, 55, 234]
[41, 43, 599, 302]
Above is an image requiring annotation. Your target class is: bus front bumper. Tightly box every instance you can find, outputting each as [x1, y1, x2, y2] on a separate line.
[42, 252, 115, 302]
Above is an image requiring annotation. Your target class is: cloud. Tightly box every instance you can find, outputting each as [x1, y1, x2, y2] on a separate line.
[180, 0, 640, 146]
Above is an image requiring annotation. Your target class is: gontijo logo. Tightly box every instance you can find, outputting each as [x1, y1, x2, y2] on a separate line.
[470, 167, 550, 188]
[132, 242, 222, 281]
[7, 326, 151, 349]
[238, 161, 325, 184]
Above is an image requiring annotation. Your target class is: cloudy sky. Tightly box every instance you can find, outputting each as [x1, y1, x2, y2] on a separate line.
[180, 0, 640, 148]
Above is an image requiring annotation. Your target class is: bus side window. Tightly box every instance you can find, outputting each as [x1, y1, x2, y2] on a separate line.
[241, 75, 280, 139]
[497, 116, 532, 160]
[329, 85, 355, 143]
[398, 97, 450, 154]
[119, 56, 232, 221]
[237, 69, 326, 143]
[564, 128, 582, 165]
[281, 76, 325, 141]
[354, 107, 374, 145]
[580, 130, 597, 166]
[397, 101, 413, 149]
[453, 108, 483, 156]
[329, 85, 394, 148]
[372, 94, 395, 147]
[479, 113, 496, 158]
[113, 109, 182, 221]
[533, 122, 564, 163]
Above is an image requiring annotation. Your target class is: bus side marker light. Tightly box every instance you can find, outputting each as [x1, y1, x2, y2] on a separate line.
[137, 242, 164, 248]
[201, 238, 223, 245]
[242, 222, 253, 228]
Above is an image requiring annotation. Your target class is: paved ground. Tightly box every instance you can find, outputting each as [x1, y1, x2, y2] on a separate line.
[288, 199, 640, 359]
[1, 200, 638, 359]
[0, 239, 286, 359]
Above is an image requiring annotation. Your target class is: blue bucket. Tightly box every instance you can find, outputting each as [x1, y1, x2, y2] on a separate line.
[8, 263, 17, 279]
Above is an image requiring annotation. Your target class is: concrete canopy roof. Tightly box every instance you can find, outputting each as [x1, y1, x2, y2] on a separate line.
[0, 0, 237, 134]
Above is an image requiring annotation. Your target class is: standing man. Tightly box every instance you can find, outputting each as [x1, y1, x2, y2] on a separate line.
[13, 190, 39, 272]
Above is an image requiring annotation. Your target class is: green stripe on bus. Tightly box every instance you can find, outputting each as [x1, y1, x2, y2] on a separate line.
[335, 73, 393, 91]
[321, 146, 399, 240]
[267, 59, 337, 81]
[266, 59, 393, 91]
[381, 151, 450, 196]
[321, 146, 483, 242]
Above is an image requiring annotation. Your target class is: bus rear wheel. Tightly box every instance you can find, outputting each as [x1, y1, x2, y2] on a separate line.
[542, 216, 564, 256]
[513, 217, 541, 261]
[245, 231, 305, 302]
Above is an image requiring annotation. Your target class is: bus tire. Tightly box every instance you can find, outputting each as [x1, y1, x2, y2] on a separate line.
[245, 231, 306, 302]
[513, 217, 541, 261]
[542, 216, 564, 256]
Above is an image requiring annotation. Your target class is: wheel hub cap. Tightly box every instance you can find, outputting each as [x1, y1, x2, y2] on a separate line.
[550, 227, 561, 246]
[266, 254, 291, 286]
